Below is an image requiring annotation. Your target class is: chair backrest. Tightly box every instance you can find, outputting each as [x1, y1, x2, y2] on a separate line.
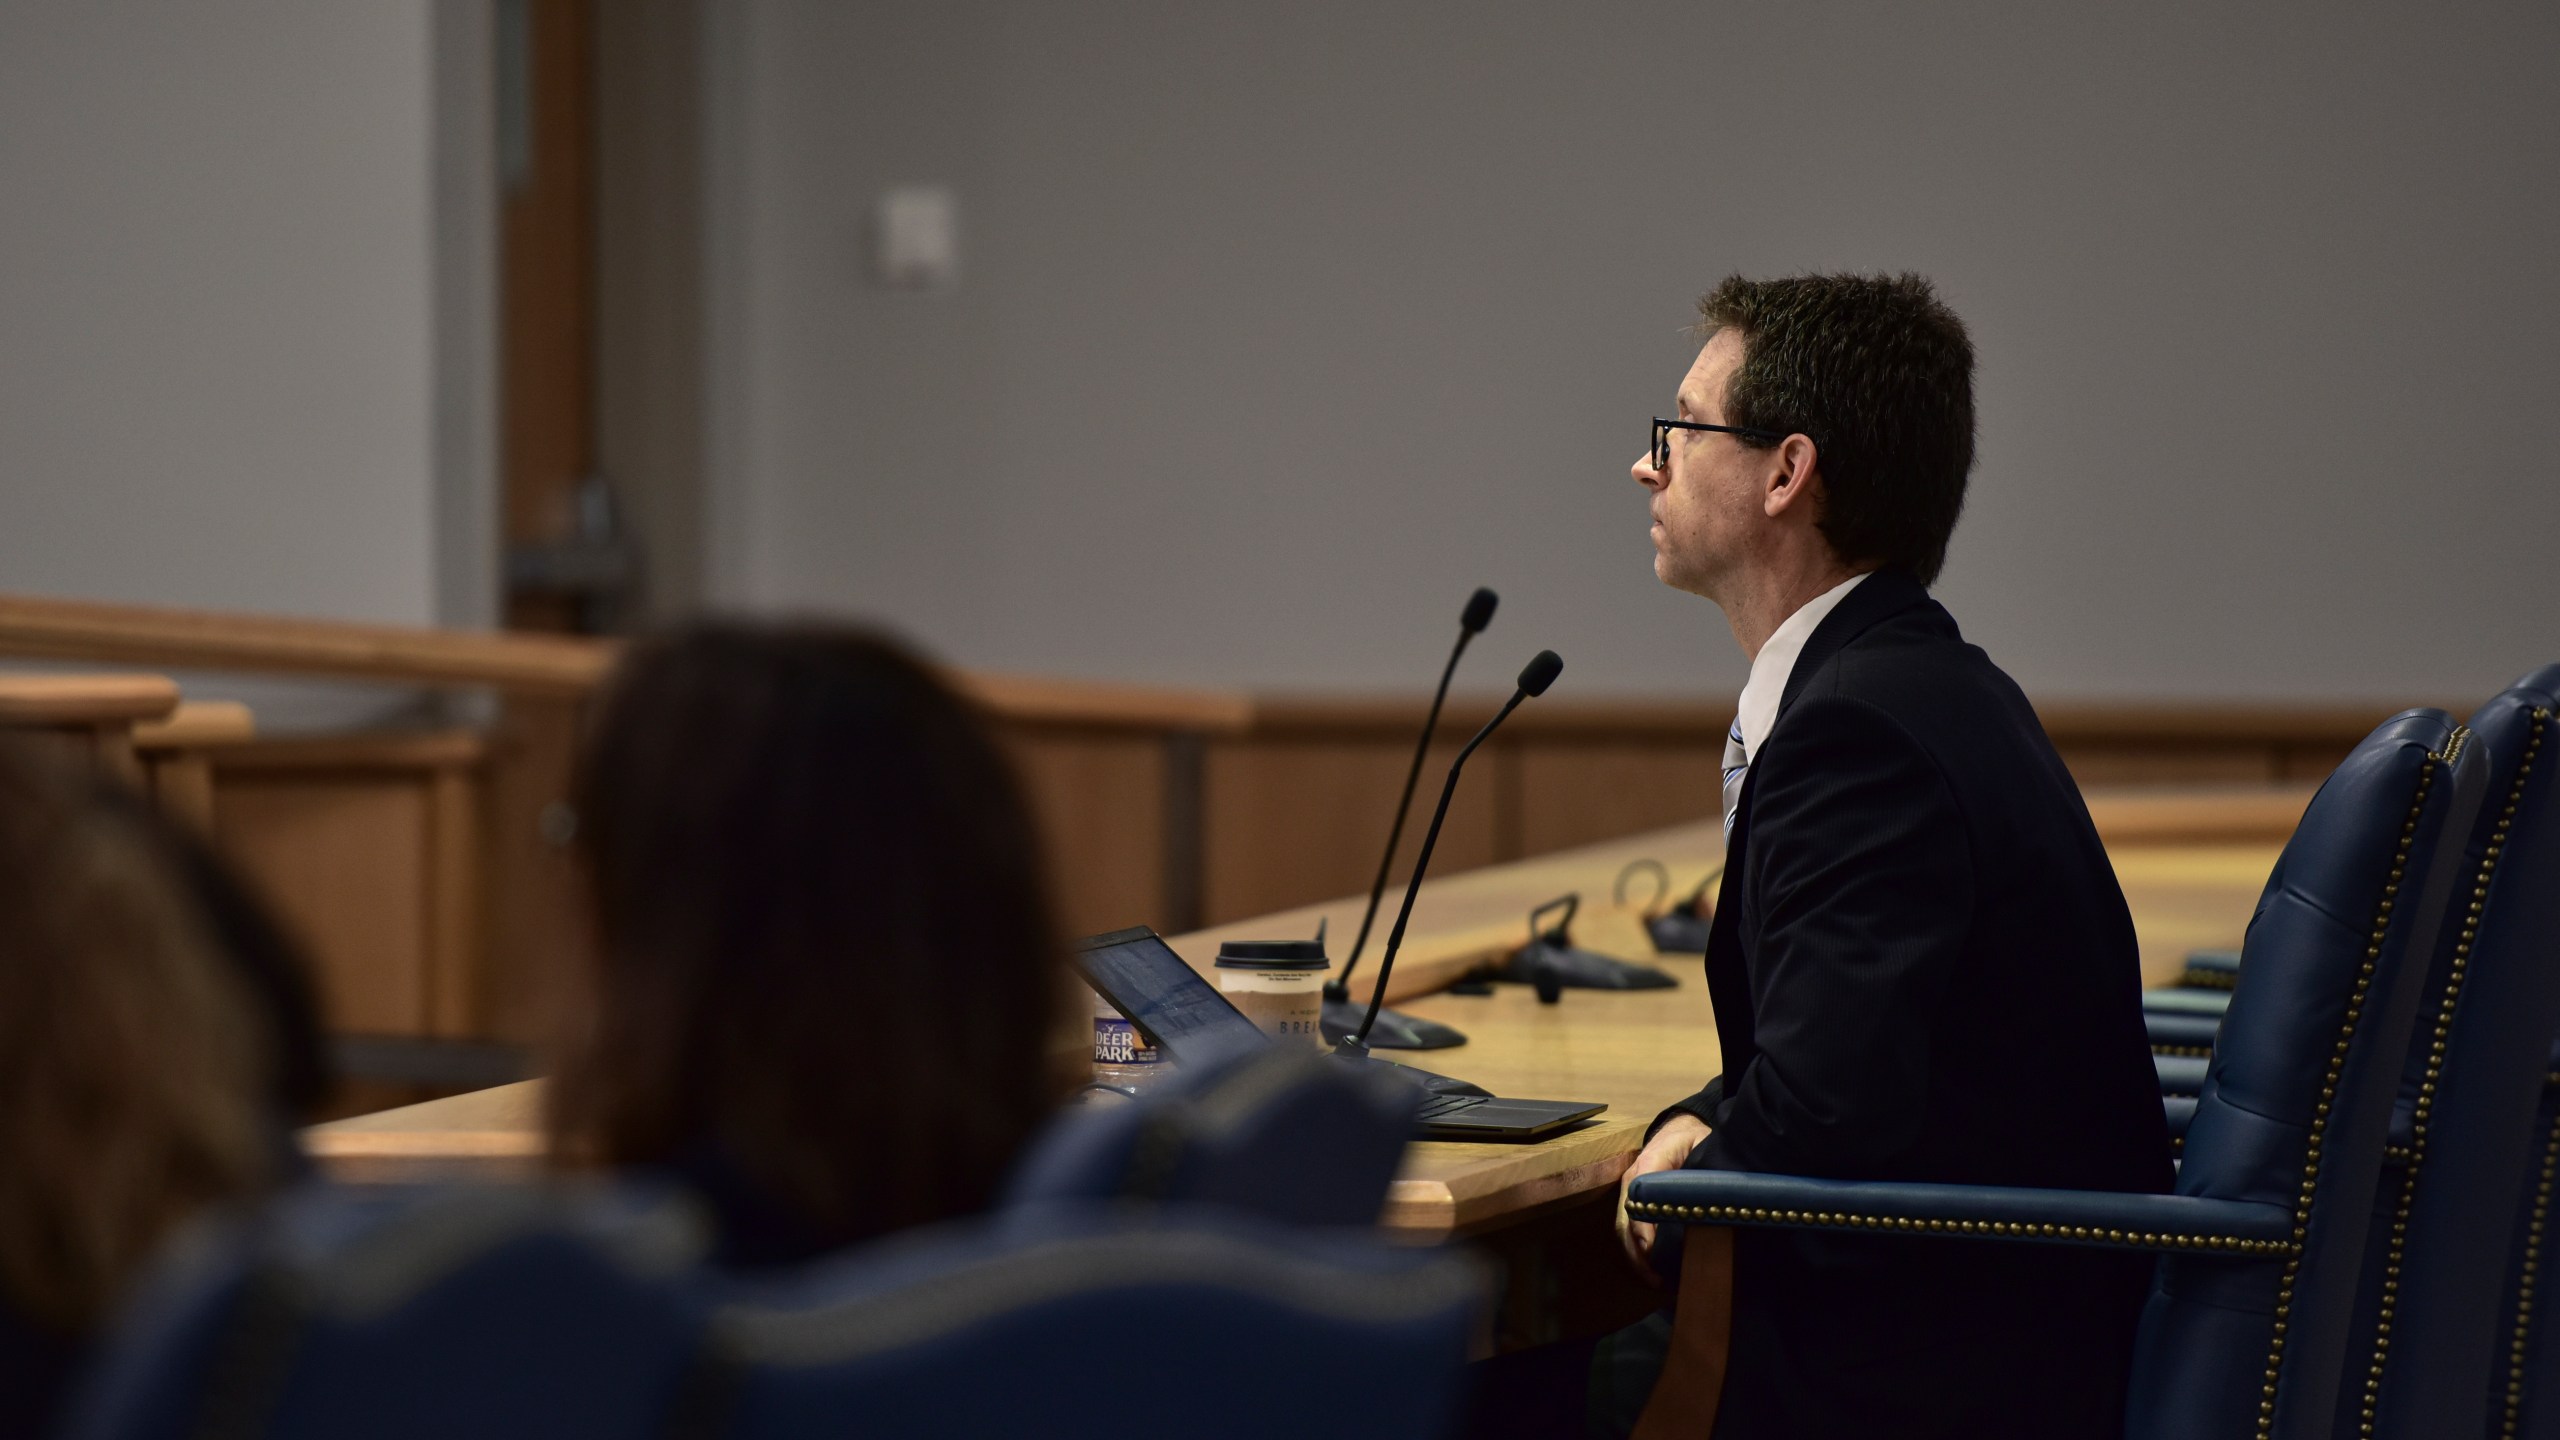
[2496, 1047, 2560, 1440]
[63, 1184, 708, 1440]
[678, 1205, 1483, 1440]
[1005, 1041, 1419, 1228]
[2129, 709, 2486, 1440]
[2352, 667, 2560, 1440]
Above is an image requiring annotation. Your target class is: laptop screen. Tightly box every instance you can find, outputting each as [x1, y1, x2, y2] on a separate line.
[1072, 926, 1267, 1062]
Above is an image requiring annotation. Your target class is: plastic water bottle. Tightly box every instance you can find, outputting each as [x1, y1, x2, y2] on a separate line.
[1089, 985, 1170, 1095]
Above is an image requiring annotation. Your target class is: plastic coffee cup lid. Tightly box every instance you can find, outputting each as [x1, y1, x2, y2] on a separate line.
[1214, 939, 1330, 969]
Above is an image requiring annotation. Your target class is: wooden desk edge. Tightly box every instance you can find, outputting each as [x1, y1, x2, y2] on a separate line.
[1383, 1127, 1646, 1240]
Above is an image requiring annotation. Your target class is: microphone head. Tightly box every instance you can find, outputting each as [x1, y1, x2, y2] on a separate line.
[1460, 587, 1499, 635]
[1517, 650, 1563, 697]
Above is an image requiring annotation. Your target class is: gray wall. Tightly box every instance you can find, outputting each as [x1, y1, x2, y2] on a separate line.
[0, 2, 466, 727]
[0, 2, 444, 626]
[702, 0, 2559, 702]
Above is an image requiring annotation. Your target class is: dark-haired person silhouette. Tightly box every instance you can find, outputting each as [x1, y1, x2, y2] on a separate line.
[546, 622, 1074, 1266]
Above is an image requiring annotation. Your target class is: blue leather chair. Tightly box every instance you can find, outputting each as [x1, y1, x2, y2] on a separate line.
[1005, 1040, 1419, 1228]
[2494, 1041, 2560, 1440]
[62, 1184, 709, 1440]
[2177, 949, 2246, 990]
[684, 1205, 1482, 1440]
[2148, 1005, 2225, 1058]
[1629, 709, 2487, 1440]
[2343, 667, 2560, 1440]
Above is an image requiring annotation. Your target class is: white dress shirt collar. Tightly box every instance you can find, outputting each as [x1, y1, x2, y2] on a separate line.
[1731, 571, 1872, 765]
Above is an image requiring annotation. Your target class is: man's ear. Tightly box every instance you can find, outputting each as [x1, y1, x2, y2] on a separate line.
[1762, 435, 1822, 519]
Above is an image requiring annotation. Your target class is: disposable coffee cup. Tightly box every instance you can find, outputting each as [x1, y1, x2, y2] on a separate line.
[1214, 940, 1329, 1050]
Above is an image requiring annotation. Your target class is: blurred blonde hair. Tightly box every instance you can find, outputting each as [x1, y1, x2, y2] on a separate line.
[0, 740, 269, 1330]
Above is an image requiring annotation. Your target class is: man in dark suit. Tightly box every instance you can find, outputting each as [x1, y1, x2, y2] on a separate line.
[1604, 274, 2173, 1438]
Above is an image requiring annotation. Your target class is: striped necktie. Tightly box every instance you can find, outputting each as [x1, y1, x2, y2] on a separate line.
[1721, 718, 1748, 839]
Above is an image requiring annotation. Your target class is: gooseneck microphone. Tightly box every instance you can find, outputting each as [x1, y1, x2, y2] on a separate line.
[1343, 650, 1563, 1053]
[1331, 588, 1497, 1005]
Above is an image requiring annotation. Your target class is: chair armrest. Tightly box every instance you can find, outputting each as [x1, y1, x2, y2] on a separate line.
[2145, 1012, 2220, 1055]
[2141, 988, 2232, 1018]
[1624, 1170, 2295, 1257]
[2180, 948, 2243, 987]
[2162, 1093, 2196, 1141]
[2154, 1053, 2209, 1095]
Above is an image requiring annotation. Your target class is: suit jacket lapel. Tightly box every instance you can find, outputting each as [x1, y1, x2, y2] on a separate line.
[1702, 569, 1931, 1084]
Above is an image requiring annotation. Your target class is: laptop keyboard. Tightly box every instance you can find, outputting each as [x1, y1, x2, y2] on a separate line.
[1417, 1093, 1489, 1121]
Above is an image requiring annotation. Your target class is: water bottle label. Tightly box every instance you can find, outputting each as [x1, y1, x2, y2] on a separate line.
[1092, 1016, 1161, 1067]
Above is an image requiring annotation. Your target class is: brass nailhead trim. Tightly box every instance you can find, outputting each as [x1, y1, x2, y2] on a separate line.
[2498, 1103, 2560, 1439]
[1620, 1200, 2298, 1257]
[2153, 1043, 2215, 1059]
[2178, 966, 2241, 992]
[2361, 713, 2535, 1437]
[2258, 742, 2450, 1440]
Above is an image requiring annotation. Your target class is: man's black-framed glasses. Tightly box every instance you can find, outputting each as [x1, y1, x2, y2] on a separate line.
[1651, 417, 1790, 470]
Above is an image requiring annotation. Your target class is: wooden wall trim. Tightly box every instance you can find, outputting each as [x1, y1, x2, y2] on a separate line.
[960, 673, 1250, 733]
[0, 592, 611, 694]
[134, 699, 257, 750]
[0, 591, 1251, 734]
[2033, 701, 2461, 744]
[0, 672, 181, 724]
[1237, 694, 2452, 745]
[1244, 694, 1728, 741]
[0, 591, 2443, 745]
[2082, 786, 2314, 845]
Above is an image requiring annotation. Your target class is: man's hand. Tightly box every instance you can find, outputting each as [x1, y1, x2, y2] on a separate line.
[1616, 1113, 1711, 1282]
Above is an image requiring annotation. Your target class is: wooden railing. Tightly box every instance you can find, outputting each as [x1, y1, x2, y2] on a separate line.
[0, 591, 1250, 728]
[0, 590, 2439, 1077]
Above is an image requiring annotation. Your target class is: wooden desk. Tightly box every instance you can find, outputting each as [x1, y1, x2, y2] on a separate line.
[310, 786, 2303, 1242]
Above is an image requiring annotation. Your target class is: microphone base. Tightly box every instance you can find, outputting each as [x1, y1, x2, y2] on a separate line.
[1320, 993, 1468, 1050]
[1643, 910, 1713, 955]
[1499, 941, 1681, 991]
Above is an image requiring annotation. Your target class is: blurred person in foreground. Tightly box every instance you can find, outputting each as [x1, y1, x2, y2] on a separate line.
[546, 622, 1073, 1266]
[0, 740, 327, 1437]
[1599, 274, 2172, 1438]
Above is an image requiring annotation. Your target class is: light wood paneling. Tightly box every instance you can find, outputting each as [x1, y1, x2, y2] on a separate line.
[1201, 736, 1501, 929]
[1006, 728, 1170, 938]
[220, 779, 434, 1035]
[2277, 741, 2360, 784]
[2056, 744, 2274, 788]
[2080, 786, 2313, 845]
[481, 697, 588, 1047]
[1516, 742, 1721, 858]
[147, 755, 218, 830]
[426, 768, 483, 1038]
[213, 733, 488, 1041]
[965, 674, 1249, 732]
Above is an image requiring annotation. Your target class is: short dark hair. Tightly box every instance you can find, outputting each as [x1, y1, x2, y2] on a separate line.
[1696, 272, 1975, 585]
[550, 621, 1065, 1252]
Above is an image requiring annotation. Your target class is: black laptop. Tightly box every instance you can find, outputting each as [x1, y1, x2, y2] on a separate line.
[1074, 926, 1604, 1142]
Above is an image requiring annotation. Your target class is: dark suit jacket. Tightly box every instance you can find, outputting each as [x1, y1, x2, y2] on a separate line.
[1660, 568, 2172, 1439]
